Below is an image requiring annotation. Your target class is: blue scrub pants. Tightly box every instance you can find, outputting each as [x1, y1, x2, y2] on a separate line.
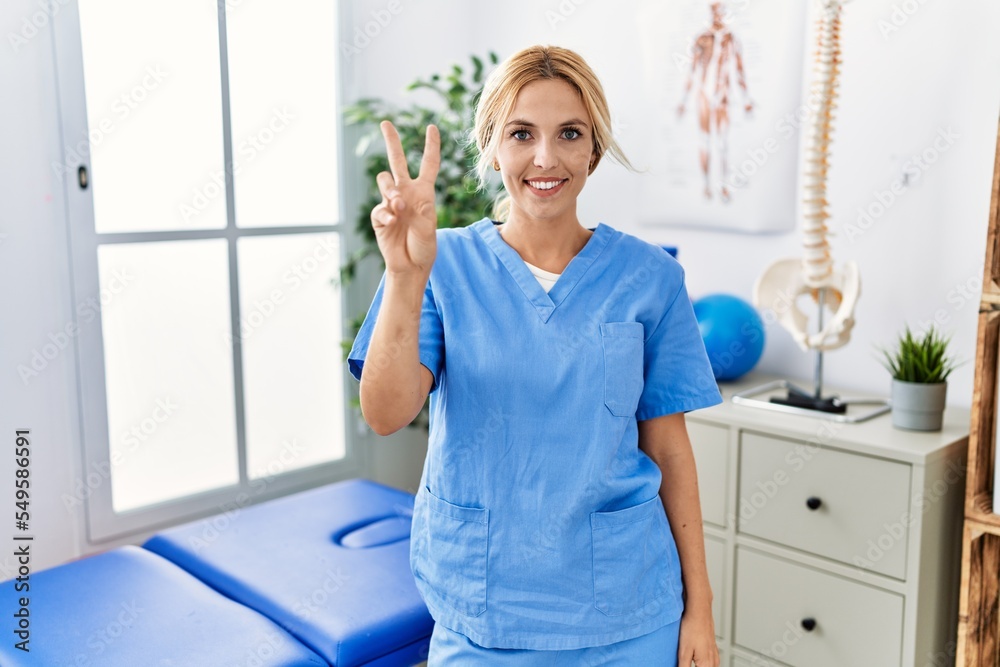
[426, 619, 681, 666]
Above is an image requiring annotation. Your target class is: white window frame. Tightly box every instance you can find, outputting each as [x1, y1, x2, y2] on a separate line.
[52, 0, 366, 542]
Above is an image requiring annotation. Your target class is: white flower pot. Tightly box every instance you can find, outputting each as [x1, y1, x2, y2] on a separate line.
[890, 379, 947, 431]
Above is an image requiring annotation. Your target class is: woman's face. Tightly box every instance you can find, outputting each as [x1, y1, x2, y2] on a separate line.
[495, 78, 596, 226]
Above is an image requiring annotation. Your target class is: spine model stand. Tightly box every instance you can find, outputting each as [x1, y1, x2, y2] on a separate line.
[740, 0, 888, 422]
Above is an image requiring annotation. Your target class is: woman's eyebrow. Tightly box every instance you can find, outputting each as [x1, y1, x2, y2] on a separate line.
[503, 118, 591, 128]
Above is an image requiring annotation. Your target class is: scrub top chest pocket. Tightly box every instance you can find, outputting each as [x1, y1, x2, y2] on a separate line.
[600, 322, 645, 417]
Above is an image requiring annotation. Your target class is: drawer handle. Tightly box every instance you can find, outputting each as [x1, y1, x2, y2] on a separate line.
[806, 497, 822, 511]
[801, 617, 817, 632]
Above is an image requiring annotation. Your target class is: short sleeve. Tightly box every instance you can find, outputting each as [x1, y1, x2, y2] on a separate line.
[347, 272, 445, 392]
[636, 273, 722, 421]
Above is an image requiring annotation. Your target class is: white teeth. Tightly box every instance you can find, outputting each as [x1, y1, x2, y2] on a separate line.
[528, 180, 563, 190]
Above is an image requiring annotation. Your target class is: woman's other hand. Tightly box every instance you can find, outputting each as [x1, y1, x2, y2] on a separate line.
[678, 605, 720, 667]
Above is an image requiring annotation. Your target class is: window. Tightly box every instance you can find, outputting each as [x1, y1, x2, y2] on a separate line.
[54, 0, 357, 540]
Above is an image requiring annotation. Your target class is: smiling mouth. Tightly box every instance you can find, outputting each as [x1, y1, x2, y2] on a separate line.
[525, 179, 568, 196]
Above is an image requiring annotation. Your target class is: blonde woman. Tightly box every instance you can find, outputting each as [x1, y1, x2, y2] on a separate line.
[349, 45, 722, 666]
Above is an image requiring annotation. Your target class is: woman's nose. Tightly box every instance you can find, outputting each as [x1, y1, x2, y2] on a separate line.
[533, 137, 558, 169]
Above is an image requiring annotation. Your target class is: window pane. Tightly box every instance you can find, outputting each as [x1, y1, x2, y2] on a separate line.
[79, 0, 226, 232]
[237, 234, 346, 479]
[98, 240, 239, 512]
[226, 0, 338, 227]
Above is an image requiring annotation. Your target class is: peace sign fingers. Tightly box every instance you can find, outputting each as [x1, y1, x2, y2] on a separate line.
[380, 120, 441, 186]
[380, 120, 412, 184]
[417, 124, 441, 184]
[370, 121, 440, 276]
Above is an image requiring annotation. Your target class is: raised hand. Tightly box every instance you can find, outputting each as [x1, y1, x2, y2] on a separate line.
[370, 121, 441, 276]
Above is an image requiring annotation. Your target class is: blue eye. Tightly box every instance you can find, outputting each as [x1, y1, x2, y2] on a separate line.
[562, 128, 582, 140]
[511, 129, 531, 141]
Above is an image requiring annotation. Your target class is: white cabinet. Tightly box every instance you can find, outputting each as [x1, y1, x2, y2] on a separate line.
[689, 375, 969, 667]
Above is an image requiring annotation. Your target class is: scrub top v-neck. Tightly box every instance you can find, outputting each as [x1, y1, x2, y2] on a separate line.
[522, 258, 560, 293]
[348, 217, 721, 650]
[482, 220, 609, 322]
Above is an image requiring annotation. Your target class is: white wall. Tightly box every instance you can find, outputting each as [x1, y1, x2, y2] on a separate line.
[2, 0, 997, 571]
[0, 0, 89, 575]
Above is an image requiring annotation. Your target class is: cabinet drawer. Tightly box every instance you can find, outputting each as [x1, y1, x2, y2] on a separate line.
[689, 420, 729, 527]
[705, 535, 725, 638]
[738, 431, 911, 579]
[734, 548, 903, 667]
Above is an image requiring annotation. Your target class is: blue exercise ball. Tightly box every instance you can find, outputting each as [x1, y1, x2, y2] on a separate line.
[692, 294, 765, 381]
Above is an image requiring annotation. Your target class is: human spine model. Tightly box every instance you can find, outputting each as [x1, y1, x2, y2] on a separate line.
[754, 0, 860, 352]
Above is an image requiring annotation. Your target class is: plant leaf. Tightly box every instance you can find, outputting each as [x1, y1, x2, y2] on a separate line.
[879, 323, 960, 383]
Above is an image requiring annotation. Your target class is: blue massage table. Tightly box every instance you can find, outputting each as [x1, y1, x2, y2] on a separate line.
[0, 479, 433, 667]
[0, 545, 326, 666]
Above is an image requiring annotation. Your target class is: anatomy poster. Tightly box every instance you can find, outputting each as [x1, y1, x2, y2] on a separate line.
[632, 0, 809, 233]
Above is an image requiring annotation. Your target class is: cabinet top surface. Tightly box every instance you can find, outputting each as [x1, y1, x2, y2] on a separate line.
[688, 374, 970, 464]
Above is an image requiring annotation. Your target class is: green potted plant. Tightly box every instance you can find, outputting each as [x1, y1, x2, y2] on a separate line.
[878, 325, 960, 431]
[339, 52, 502, 429]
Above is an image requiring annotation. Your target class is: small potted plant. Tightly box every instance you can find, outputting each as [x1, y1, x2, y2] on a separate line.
[879, 325, 960, 431]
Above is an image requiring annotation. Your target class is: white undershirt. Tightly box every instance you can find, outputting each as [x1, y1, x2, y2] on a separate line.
[522, 260, 562, 293]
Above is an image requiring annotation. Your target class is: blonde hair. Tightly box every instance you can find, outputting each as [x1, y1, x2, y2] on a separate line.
[472, 45, 633, 221]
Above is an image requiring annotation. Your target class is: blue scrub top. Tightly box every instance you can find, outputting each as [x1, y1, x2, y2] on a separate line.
[348, 218, 722, 650]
